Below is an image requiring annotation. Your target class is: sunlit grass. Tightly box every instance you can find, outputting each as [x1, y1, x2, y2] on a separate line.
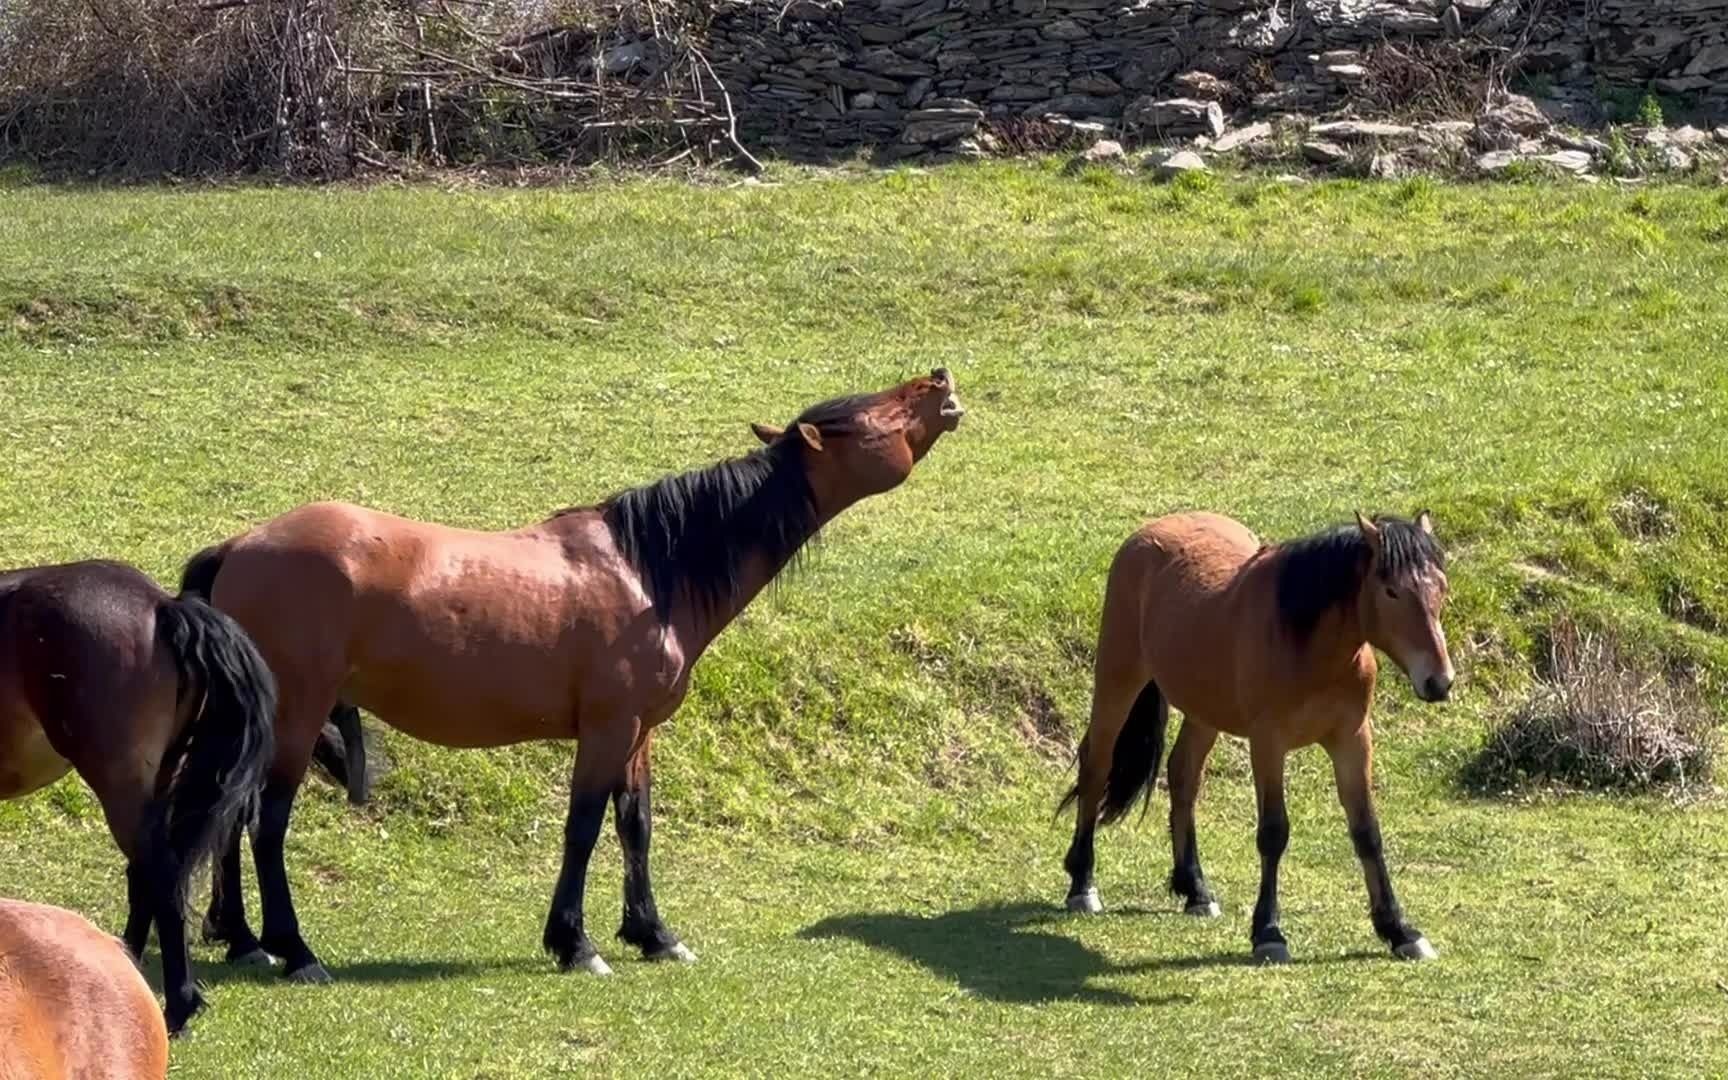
[1, 165, 1726, 1076]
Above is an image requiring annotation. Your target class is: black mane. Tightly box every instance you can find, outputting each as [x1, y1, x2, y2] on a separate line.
[1273, 515, 1445, 639]
[595, 392, 871, 624]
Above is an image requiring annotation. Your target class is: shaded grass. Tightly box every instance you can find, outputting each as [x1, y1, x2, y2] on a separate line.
[1, 165, 1727, 1076]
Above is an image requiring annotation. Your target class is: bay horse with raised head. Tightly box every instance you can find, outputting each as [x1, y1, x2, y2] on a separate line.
[0, 897, 170, 1079]
[0, 560, 275, 1034]
[1061, 511, 1454, 965]
[184, 369, 966, 983]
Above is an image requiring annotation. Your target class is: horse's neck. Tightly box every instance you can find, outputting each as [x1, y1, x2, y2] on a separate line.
[1303, 598, 1372, 673]
[675, 490, 859, 656]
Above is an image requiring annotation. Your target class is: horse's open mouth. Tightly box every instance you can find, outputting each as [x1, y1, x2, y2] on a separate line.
[940, 396, 966, 423]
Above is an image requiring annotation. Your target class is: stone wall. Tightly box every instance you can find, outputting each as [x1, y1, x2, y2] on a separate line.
[700, 0, 1728, 160]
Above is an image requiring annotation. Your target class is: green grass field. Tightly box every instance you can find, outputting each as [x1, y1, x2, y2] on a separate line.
[2, 164, 1727, 1077]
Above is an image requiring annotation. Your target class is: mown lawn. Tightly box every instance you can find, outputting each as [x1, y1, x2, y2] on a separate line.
[2, 163, 1727, 1077]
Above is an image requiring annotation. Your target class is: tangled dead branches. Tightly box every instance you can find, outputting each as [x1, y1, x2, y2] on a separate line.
[0, 0, 757, 178]
[1464, 619, 1720, 796]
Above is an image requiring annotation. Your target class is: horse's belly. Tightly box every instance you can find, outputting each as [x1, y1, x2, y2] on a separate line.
[0, 711, 73, 799]
[346, 662, 580, 749]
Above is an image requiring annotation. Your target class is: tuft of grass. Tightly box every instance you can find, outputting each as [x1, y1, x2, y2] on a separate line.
[1465, 619, 1720, 795]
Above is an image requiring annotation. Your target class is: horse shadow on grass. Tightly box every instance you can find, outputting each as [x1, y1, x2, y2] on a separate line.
[799, 902, 1190, 1007]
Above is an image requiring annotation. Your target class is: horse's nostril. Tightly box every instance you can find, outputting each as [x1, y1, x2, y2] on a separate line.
[932, 367, 950, 383]
[1424, 675, 1453, 702]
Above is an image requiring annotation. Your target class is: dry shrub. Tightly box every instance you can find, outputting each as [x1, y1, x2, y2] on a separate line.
[0, 0, 747, 178]
[1465, 619, 1719, 795]
[1359, 40, 1499, 122]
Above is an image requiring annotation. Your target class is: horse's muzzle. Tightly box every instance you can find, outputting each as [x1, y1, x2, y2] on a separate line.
[1418, 673, 1453, 703]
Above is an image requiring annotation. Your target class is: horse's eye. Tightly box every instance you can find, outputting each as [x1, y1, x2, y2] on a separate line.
[1385, 586, 1399, 600]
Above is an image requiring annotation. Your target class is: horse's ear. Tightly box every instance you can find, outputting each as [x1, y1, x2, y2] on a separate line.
[797, 422, 824, 452]
[1355, 510, 1383, 553]
[750, 423, 783, 445]
[1416, 509, 1435, 535]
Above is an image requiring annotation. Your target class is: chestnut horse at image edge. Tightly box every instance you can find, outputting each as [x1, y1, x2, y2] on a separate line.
[0, 897, 171, 1079]
[0, 560, 275, 1034]
[184, 369, 965, 982]
[1062, 510, 1454, 965]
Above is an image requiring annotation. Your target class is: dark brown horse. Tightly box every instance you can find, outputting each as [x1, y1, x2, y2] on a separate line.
[0, 561, 275, 1033]
[1061, 511, 1453, 964]
[185, 369, 965, 982]
[0, 897, 170, 1078]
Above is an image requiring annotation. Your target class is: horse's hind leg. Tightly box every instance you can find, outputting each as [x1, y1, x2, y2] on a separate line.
[1166, 719, 1221, 917]
[613, 732, 694, 963]
[204, 829, 271, 965]
[1061, 663, 1148, 915]
[123, 863, 153, 958]
[1248, 739, 1292, 964]
[1324, 725, 1436, 961]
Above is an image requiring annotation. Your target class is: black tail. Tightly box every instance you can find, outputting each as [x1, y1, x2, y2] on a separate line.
[154, 596, 277, 905]
[178, 543, 227, 601]
[1059, 681, 1170, 826]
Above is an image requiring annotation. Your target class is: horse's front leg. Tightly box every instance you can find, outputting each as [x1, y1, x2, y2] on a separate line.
[544, 721, 638, 975]
[1324, 724, 1436, 961]
[1249, 739, 1291, 964]
[613, 730, 695, 963]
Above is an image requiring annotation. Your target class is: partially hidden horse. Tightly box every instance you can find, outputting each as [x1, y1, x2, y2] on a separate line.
[0, 561, 276, 1033]
[0, 897, 170, 1079]
[183, 368, 966, 982]
[1061, 511, 1454, 964]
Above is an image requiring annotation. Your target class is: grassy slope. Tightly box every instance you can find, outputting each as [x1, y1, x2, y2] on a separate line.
[1, 165, 1726, 1076]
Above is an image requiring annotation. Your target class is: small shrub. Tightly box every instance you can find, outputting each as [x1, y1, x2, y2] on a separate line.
[1464, 619, 1719, 795]
[1637, 93, 1665, 129]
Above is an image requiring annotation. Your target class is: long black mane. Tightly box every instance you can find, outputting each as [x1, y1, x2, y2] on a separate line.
[595, 393, 873, 624]
[1273, 515, 1445, 639]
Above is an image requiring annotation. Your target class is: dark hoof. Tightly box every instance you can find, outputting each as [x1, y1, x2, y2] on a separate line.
[1065, 887, 1103, 914]
[645, 941, 698, 964]
[1394, 936, 1438, 961]
[285, 962, 333, 985]
[165, 991, 207, 1038]
[1184, 899, 1222, 918]
[227, 945, 275, 968]
[1253, 941, 1292, 965]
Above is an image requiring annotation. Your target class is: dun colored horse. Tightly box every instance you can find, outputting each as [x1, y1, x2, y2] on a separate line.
[0, 897, 170, 1079]
[185, 369, 965, 982]
[0, 561, 276, 1033]
[1061, 511, 1454, 964]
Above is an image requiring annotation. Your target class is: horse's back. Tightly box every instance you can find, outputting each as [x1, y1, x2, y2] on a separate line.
[1103, 512, 1265, 719]
[1118, 512, 1261, 598]
[0, 899, 168, 1080]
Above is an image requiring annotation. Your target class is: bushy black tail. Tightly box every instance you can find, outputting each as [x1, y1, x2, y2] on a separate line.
[154, 596, 277, 904]
[178, 543, 227, 602]
[1059, 681, 1170, 825]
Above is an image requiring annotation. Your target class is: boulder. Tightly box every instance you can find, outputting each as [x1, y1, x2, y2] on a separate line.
[1212, 121, 1273, 153]
[1148, 149, 1209, 179]
[1302, 140, 1350, 166]
[1124, 97, 1226, 139]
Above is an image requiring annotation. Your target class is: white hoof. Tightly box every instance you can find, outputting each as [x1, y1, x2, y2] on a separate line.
[580, 954, 614, 976]
[1065, 888, 1102, 914]
[1395, 937, 1438, 961]
[231, 947, 276, 969]
[1253, 941, 1291, 965]
[652, 942, 698, 964]
[1184, 900, 1222, 918]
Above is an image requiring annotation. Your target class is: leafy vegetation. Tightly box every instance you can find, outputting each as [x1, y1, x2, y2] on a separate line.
[1, 165, 1726, 1076]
